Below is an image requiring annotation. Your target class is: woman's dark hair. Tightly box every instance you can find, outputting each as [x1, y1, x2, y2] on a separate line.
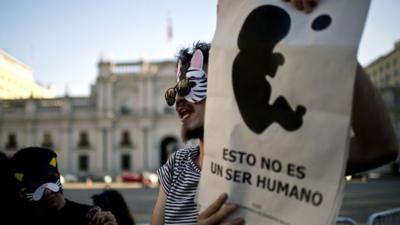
[176, 41, 211, 69]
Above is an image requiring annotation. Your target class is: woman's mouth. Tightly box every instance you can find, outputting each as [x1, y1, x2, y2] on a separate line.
[42, 192, 57, 202]
[177, 107, 193, 122]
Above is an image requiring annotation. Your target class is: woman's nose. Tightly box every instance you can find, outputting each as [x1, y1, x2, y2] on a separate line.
[43, 187, 53, 196]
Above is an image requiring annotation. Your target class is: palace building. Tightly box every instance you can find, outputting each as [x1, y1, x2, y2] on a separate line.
[0, 56, 185, 178]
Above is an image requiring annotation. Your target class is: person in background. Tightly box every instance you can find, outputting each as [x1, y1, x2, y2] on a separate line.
[92, 189, 136, 225]
[9, 146, 118, 225]
[0, 152, 20, 224]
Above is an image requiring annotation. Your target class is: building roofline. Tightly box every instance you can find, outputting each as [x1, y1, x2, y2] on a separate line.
[0, 49, 33, 72]
[365, 40, 400, 69]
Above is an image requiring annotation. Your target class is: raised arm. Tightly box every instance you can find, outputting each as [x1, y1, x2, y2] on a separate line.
[346, 63, 399, 175]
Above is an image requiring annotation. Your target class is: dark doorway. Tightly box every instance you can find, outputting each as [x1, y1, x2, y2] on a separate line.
[160, 137, 179, 165]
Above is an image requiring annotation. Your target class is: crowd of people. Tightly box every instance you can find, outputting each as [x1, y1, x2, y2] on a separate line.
[0, 1, 398, 225]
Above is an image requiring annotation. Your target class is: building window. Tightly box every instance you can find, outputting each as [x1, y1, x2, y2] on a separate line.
[78, 155, 89, 171]
[120, 131, 132, 148]
[5, 133, 18, 150]
[41, 132, 53, 149]
[119, 97, 132, 115]
[121, 154, 131, 170]
[385, 75, 391, 85]
[393, 57, 397, 65]
[78, 132, 90, 149]
[120, 106, 131, 115]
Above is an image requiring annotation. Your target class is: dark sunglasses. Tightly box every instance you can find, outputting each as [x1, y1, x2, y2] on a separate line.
[165, 79, 191, 106]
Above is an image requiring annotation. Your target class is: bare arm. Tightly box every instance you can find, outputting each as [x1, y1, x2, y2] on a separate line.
[150, 187, 167, 225]
[346, 63, 399, 175]
[281, 0, 399, 175]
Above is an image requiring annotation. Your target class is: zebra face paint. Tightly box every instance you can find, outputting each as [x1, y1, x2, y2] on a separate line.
[165, 49, 208, 106]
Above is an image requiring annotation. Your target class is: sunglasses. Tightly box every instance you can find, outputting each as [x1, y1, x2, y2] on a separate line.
[165, 78, 192, 106]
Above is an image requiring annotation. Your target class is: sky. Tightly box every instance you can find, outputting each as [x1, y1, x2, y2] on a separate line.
[1, 0, 399, 97]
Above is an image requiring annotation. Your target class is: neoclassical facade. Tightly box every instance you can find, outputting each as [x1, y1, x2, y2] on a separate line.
[0, 59, 185, 178]
[365, 41, 400, 88]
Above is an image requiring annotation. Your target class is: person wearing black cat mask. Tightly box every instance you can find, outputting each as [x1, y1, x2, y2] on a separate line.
[10, 147, 118, 225]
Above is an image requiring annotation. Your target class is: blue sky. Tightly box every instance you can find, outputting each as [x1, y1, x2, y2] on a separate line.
[1, 0, 399, 96]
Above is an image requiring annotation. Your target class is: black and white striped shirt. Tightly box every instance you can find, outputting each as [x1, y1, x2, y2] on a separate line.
[157, 146, 201, 225]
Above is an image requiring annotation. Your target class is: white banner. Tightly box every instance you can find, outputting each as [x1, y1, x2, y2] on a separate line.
[197, 1, 370, 225]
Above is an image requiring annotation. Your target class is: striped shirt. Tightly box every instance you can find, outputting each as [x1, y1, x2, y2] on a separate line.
[157, 146, 201, 225]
